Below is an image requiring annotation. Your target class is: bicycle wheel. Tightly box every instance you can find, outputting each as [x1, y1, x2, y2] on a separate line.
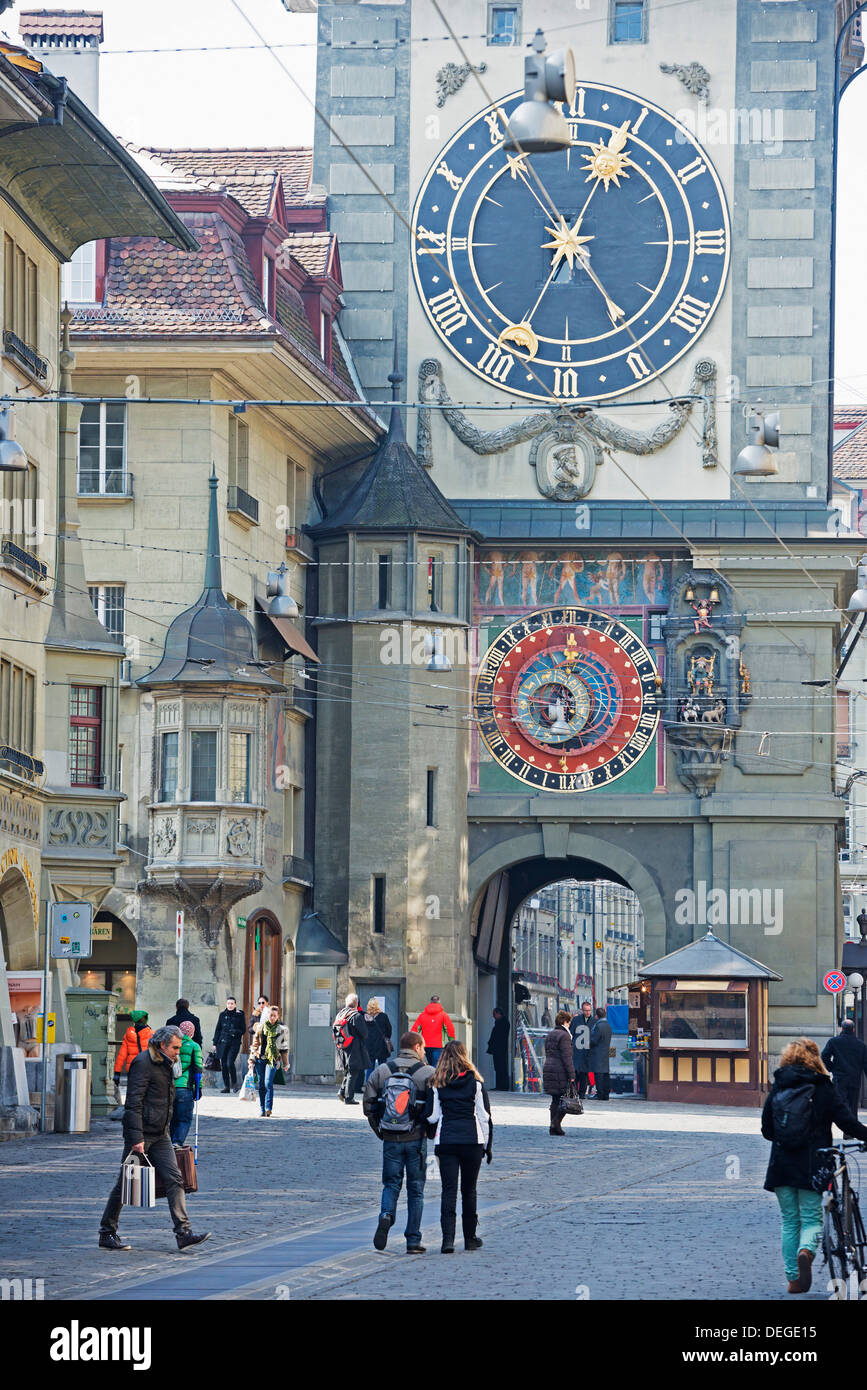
[846, 1188, 867, 1285]
[823, 1202, 849, 1286]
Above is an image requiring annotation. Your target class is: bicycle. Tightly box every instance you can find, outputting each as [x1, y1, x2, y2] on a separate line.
[817, 1141, 867, 1285]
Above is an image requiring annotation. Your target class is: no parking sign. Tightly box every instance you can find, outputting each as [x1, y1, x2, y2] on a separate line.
[824, 970, 846, 994]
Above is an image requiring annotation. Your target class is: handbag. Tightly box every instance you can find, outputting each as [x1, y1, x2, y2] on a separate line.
[273, 1067, 286, 1086]
[155, 1145, 198, 1197]
[121, 1152, 156, 1208]
[203, 1049, 220, 1072]
[559, 1083, 584, 1117]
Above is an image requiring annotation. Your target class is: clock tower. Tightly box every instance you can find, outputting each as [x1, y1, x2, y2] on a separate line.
[313, 1, 858, 1077]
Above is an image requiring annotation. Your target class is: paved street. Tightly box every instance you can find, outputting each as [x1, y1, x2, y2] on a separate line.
[0, 1087, 840, 1301]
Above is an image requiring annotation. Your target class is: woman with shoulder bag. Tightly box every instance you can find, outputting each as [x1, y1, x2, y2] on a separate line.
[425, 1039, 492, 1254]
[363, 999, 393, 1084]
[543, 1009, 580, 1136]
[247, 1005, 289, 1117]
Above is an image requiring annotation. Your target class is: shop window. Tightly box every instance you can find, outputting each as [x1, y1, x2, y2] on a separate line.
[189, 729, 218, 801]
[78, 402, 127, 495]
[88, 583, 125, 641]
[69, 685, 103, 786]
[159, 731, 178, 802]
[658, 989, 748, 1048]
[229, 731, 252, 803]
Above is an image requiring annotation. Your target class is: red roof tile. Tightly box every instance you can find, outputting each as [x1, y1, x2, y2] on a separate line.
[278, 232, 335, 279]
[19, 10, 104, 40]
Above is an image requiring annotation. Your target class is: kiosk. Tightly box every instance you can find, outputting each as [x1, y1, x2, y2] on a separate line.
[639, 931, 780, 1106]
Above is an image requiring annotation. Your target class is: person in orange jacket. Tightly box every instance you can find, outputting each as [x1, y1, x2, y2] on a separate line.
[114, 1010, 153, 1083]
[411, 996, 455, 1066]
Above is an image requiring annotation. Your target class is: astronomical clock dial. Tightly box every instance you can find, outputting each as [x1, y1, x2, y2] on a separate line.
[411, 83, 730, 403]
[474, 607, 660, 792]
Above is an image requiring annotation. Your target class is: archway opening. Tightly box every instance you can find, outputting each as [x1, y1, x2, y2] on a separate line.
[473, 854, 649, 1094]
[243, 912, 282, 1029]
[78, 913, 138, 1043]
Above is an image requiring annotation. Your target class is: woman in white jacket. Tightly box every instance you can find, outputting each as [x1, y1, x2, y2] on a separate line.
[425, 1040, 492, 1254]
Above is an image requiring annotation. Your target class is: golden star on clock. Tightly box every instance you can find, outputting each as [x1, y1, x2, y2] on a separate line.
[541, 214, 595, 272]
[581, 121, 633, 191]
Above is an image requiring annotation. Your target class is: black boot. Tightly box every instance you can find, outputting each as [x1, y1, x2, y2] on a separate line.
[441, 1216, 456, 1254]
[176, 1230, 211, 1250]
[98, 1230, 131, 1251]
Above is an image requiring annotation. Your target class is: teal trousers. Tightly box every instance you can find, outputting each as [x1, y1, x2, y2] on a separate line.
[774, 1186, 823, 1282]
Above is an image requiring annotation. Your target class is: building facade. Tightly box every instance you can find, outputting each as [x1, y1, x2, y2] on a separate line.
[0, 34, 193, 1131]
[309, 0, 863, 1087]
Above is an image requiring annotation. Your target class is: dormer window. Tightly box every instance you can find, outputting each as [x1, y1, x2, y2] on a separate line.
[320, 310, 332, 368]
[62, 242, 97, 304]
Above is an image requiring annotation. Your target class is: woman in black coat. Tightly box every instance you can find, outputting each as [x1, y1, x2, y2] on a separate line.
[542, 1009, 576, 1136]
[363, 999, 393, 1081]
[762, 1036, 867, 1293]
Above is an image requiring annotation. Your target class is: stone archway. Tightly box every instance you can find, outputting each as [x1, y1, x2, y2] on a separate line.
[469, 824, 668, 965]
[0, 860, 38, 971]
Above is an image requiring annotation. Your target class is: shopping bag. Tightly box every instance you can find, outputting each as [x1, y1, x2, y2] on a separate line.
[155, 1145, 198, 1197]
[240, 1069, 257, 1103]
[121, 1152, 156, 1208]
[273, 1067, 286, 1086]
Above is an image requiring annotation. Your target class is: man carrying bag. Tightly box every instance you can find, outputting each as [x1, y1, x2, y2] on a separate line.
[98, 1025, 211, 1252]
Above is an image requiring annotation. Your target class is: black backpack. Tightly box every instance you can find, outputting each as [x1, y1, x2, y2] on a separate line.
[771, 1083, 816, 1149]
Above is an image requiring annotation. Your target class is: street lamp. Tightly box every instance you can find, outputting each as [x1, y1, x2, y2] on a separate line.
[502, 29, 577, 155]
[267, 561, 299, 619]
[0, 406, 28, 472]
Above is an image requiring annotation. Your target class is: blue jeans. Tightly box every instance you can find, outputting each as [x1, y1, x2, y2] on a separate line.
[170, 1088, 194, 1145]
[774, 1186, 823, 1282]
[381, 1138, 427, 1246]
[256, 1058, 277, 1113]
[426, 1047, 443, 1067]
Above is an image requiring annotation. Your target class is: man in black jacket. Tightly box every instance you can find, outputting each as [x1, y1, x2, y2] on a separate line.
[570, 1000, 594, 1097]
[333, 993, 370, 1103]
[589, 1007, 613, 1101]
[486, 1008, 510, 1090]
[213, 996, 246, 1093]
[363, 1033, 434, 1253]
[822, 1020, 867, 1113]
[166, 998, 202, 1047]
[98, 1026, 210, 1251]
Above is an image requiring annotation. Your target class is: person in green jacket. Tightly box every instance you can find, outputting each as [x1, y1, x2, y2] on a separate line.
[170, 1020, 202, 1146]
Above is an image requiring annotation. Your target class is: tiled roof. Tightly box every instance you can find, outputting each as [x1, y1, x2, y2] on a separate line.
[70, 208, 361, 401]
[122, 142, 224, 195]
[834, 420, 867, 481]
[279, 232, 335, 278]
[19, 10, 104, 40]
[142, 148, 322, 210]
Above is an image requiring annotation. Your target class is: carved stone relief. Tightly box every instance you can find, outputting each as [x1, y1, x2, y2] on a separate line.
[435, 60, 487, 108]
[46, 806, 112, 850]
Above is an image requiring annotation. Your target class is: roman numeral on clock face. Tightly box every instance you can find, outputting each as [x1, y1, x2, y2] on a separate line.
[695, 228, 726, 255]
[676, 156, 706, 184]
[477, 342, 514, 382]
[427, 288, 467, 337]
[669, 294, 711, 333]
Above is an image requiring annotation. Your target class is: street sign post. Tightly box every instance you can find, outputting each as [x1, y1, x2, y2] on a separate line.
[824, 970, 846, 993]
[49, 902, 93, 959]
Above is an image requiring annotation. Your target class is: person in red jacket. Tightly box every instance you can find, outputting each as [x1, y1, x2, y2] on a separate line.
[113, 1010, 153, 1086]
[411, 996, 455, 1066]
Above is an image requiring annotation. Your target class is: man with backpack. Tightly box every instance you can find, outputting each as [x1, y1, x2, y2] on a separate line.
[363, 1032, 435, 1254]
[821, 1019, 867, 1115]
[332, 993, 370, 1104]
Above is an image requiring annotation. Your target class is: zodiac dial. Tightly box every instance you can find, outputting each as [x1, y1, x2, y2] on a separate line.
[411, 84, 730, 404]
[474, 608, 660, 792]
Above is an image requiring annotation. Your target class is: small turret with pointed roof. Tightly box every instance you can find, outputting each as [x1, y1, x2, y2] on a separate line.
[138, 468, 282, 688]
[311, 346, 472, 538]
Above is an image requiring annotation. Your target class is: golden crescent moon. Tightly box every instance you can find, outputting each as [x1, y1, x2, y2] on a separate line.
[497, 322, 539, 360]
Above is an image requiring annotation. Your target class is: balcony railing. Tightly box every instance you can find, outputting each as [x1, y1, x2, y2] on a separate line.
[227, 484, 259, 524]
[283, 854, 313, 887]
[77, 470, 134, 498]
[1, 538, 48, 583]
[0, 744, 44, 781]
[285, 527, 315, 560]
[3, 329, 48, 381]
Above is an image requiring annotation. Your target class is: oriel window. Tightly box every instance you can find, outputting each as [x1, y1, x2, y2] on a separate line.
[190, 730, 218, 802]
[160, 731, 178, 802]
[229, 731, 252, 803]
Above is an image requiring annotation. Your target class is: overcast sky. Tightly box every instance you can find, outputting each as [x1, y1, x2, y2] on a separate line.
[5, 0, 865, 408]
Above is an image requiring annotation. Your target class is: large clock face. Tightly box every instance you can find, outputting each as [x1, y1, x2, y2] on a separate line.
[474, 607, 660, 792]
[412, 83, 730, 403]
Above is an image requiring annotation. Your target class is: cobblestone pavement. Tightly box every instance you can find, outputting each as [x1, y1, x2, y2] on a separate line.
[0, 1087, 843, 1301]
